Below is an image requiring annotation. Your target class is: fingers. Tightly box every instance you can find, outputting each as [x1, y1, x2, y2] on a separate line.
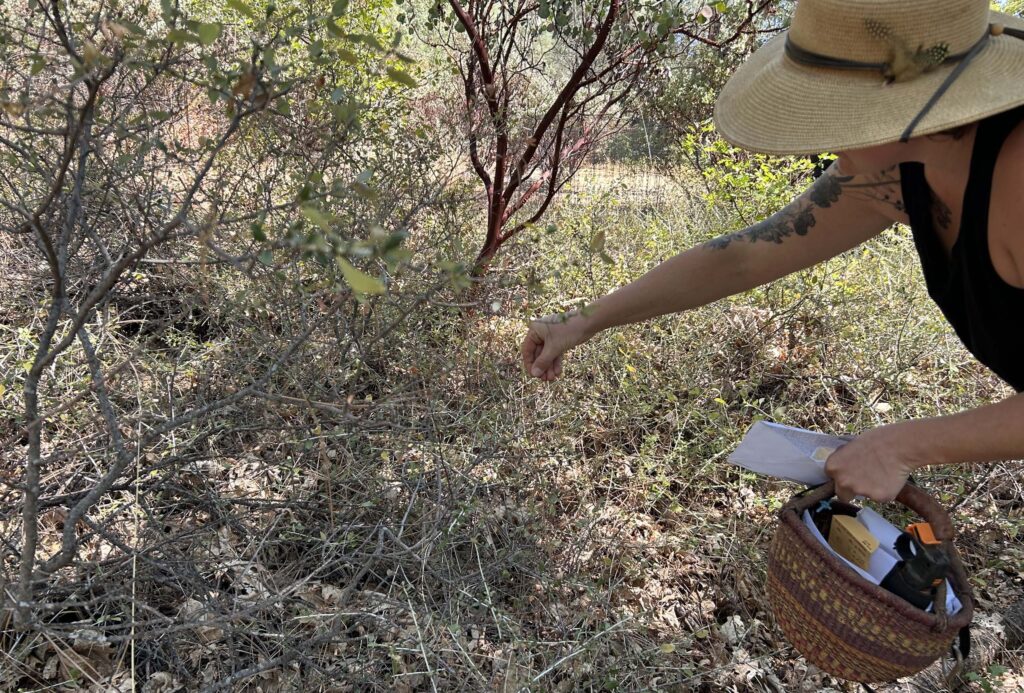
[835, 483, 898, 504]
[539, 355, 563, 382]
[830, 471, 880, 504]
[521, 328, 543, 375]
[532, 341, 560, 378]
[523, 314, 578, 381]
[521, 327, 561, 381]
[824, 442, 907, 504]
[835, 485, 856, 504]
[825, 451, 856, 503]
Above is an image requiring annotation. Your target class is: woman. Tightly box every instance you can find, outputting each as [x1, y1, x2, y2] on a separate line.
[520, 0, 1024, 504]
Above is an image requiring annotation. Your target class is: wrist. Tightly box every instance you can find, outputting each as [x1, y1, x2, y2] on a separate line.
[578, 303, 605, 341]
[902, 417, 955, 469]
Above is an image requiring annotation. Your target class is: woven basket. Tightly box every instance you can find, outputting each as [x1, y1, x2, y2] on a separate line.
[767, 481, 974, 683]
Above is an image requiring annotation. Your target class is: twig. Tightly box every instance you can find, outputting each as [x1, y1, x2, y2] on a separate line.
[530, 617, 630, 684]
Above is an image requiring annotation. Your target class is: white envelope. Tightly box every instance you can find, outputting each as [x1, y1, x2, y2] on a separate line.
[728, 421, 852, 485]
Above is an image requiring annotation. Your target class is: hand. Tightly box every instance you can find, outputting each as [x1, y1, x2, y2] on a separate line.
[824, 422, 931, 503]
[521, 310, 592, 381]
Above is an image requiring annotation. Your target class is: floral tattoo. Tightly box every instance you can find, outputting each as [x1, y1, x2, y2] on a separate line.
[706, 165, 903, 250]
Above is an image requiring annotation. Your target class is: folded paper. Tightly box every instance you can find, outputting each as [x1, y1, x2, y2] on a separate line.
[728, 421, 852, 485]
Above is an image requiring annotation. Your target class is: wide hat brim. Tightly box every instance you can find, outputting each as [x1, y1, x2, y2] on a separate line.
[713, 11, 1024, 155]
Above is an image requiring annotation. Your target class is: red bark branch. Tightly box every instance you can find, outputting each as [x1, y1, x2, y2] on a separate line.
[450, 0, 510, 260]
[462, 53, 492, 193]
[501, 0, 621, 204]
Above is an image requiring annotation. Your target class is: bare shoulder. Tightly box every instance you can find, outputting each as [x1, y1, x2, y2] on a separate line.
[995, 119, 1024, 197]
[992, 121, 1024, 222]
[990, 118, 1024, 286]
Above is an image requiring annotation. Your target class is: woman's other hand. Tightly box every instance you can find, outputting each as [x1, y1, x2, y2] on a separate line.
[824, 421, 931, 503]
[521, 311, 593, 381]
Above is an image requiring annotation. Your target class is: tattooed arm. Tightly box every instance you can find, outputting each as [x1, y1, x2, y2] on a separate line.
[706, 162, 906, 261]
[584, 164, 904, 330]
[522, 163, 906, 379]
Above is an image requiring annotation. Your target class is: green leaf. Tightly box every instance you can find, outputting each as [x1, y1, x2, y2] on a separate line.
[258, 249, 274, 265]
[330, 101, 359, 125]
[337, 48, 359, 65]
[196, 22, 222, 46]
[325, 20, 345, 38]
[251, 223, 267, 242]
[331, 0, 349, 17]
[262, 47, 276, 70]
[350, 182, 378, 201]
[384, 247, 413, 272]
[301, 204, 334, 230]
[31, 55, 46, 75]
[166, 29, 198, 44]
[385, 67, 417, 88]
[348, 33, 384, 51]
[226, 0, 257, 19]
[589, 230, 606, 253]
[337, 257, 385, 295]
[119, 20, 146, 35]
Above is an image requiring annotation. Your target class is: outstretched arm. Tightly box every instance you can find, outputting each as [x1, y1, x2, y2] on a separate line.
[523, 163, 906, 380]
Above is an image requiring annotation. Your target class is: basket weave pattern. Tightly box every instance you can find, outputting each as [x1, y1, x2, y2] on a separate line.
[766, 482, 974, 683]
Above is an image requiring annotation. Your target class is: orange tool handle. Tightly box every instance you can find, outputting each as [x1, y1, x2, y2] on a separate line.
[906, 522, 942, 546]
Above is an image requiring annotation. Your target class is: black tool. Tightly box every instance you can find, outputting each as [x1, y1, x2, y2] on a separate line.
[880, 530, 952, 611]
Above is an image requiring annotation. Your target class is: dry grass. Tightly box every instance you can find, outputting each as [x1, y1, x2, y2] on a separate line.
[1, 163, 1022, 692]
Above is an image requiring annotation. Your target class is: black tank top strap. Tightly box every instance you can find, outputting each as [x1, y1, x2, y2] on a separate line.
[899, 161, 949, 294]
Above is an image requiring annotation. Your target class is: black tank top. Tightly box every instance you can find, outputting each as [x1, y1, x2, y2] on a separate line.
[899, 105, 1024, 393]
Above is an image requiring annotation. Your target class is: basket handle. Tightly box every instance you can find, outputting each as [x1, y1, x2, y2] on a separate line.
[786, 480, 955, 541]
[894, 482, 955, 541]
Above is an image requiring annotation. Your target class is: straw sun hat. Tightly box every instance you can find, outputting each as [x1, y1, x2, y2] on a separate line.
[713, 0, 1024, 155]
